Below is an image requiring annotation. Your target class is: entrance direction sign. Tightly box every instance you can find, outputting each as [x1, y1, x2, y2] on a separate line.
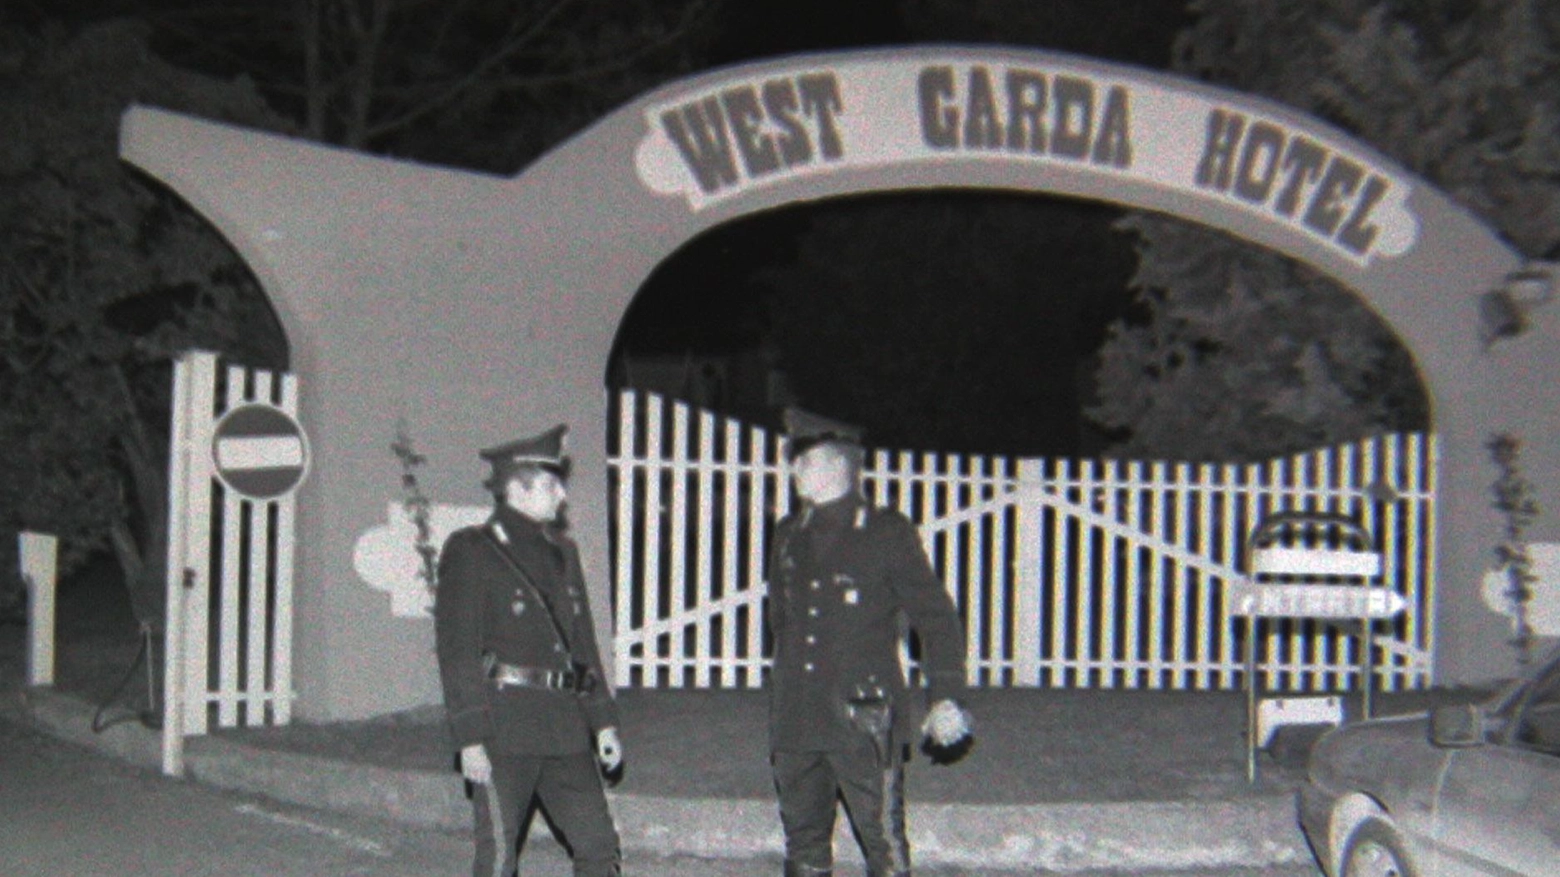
[1227, 580, 1407, 620]
[211, 404, 310, 500]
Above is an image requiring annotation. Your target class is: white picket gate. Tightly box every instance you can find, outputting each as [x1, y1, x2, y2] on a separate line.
[161, 351, 303, 775]
[609, 390, 1436, 694]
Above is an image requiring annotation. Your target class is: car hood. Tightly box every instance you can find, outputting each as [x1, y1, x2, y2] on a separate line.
[1308, 713, 1444, 798]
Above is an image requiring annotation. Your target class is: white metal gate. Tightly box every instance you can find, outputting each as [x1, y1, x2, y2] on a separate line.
[609, 390, 1436, 694]
[161, 351, 303, 775]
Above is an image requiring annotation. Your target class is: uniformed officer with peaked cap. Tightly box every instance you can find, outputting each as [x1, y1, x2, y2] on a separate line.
[435, 424, 623, 877]
[766, 407, 974, 877]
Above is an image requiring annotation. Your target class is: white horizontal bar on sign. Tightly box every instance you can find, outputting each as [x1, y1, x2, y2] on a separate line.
[216, 437, 304, 470]
[1251, 547, 1381, 577]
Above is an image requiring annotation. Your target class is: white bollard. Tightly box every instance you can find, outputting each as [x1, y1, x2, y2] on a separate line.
[20, 532, 59, 687]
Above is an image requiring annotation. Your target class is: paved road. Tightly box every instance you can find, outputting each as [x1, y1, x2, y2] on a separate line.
[0, 714, 1320, 876]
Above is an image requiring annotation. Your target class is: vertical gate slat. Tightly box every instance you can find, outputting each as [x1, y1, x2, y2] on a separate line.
[1272, 453, 1292, 692]
[1046, 459, 1071, 688]
[641, 394, 665, 684]
[1014, 460, 1042, 686]
[1330, 442, 1357, 690]
[1096, 459, 1117, 689]
[1192, 463, 1213, 690]
[162, 353, 207, 770]
[1358, 439, 1378, 690]
[892, 451, 913, 518]
[1143, 459, 1161, 688]
[1314, 446, 1332, 689]
[982, 457, 1000, 683]
[1391, 433, 1416, 686]
[1077, 460, 1100, 688]
[972, 457, 992, 684]
[270, 371, 300, 723]
[994, 458, 1019, 685]
[719, 418, 741, 687]
[181, 354, 220, 735]
[746, 427, 771, 688]
[243, 493, 268, 724]
[613, 390, 637, 686]
[1224, 461, 1252, 690]
[910, 452, 934, 685]
[244, 370, 274, 725]
[667, 402, 691, 688]
[216, 364, 248, 727]
[1416, 434, 1439, 684]
[693, 409, 716, 688]
[951, 455, 973, 682]
[1169, 463, 1192, 691]
[1142, 460, 1164, 690]
[245, 501, 271, 721]
[1265, 454, 1286, 690]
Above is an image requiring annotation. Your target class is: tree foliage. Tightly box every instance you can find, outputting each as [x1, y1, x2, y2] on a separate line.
[0, 20, 288, 607]
[1177, 0, 1560, 257]
[1089, 216, 1427, 460]
[1092, 0, 1556, 460]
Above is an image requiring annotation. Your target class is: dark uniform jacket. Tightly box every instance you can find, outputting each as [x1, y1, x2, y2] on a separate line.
[435, 505, 617, 757]
[766, 494, 967, 752]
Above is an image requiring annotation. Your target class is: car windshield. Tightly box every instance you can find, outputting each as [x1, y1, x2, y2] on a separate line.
[1491, 646, 1560, 728]
[1509, 654, 1560, 754]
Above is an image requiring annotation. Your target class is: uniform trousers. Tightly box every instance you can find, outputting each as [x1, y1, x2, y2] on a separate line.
[470, 750, 620, 877]
[772, 735, 910, 877]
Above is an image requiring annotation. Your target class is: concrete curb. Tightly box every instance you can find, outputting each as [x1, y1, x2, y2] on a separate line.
[20, 686, 1315, 872]
[23, 684, 163, 770]
[610, 793, 1315, 872]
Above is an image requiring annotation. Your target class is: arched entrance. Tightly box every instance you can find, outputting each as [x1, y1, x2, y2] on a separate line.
[121, 47, 1554, 721]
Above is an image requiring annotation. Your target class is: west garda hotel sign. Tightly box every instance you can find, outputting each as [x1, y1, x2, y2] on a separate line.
[635, 57, 1420, 266]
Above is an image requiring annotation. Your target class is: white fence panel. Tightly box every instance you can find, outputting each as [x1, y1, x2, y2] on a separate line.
[608, 390, 1436, 694]
[162, 351, 301, 776]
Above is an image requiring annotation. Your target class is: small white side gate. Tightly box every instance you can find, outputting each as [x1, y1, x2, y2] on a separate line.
[161, 351, 308, 775]
[609, 390, 1437, 695]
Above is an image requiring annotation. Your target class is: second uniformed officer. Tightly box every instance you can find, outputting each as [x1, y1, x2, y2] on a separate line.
[434, 425, 623, 877]
[766, 408, 974, 877]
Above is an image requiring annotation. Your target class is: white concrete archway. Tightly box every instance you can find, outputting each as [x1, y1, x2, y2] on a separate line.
[122, 46, 1556, 720]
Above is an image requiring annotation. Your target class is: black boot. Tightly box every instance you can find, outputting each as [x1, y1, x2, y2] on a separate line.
[783, 862, 832, 877]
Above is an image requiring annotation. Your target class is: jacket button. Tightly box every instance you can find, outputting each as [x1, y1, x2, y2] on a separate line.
[804, 662, 815, 672]
[806, 635, 816, 645]
[810, 580, 821, 590]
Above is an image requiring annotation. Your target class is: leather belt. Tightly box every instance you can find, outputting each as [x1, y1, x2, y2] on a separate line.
[488, 662, 579, 692]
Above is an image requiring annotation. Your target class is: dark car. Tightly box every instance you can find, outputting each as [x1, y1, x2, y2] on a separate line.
[1298, 645, 1560, 876]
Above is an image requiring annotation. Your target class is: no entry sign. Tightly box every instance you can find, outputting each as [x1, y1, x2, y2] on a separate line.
[211, 403, 310, 500]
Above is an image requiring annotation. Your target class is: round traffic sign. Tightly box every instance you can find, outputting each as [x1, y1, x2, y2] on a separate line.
[211, 404, 310, 500]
